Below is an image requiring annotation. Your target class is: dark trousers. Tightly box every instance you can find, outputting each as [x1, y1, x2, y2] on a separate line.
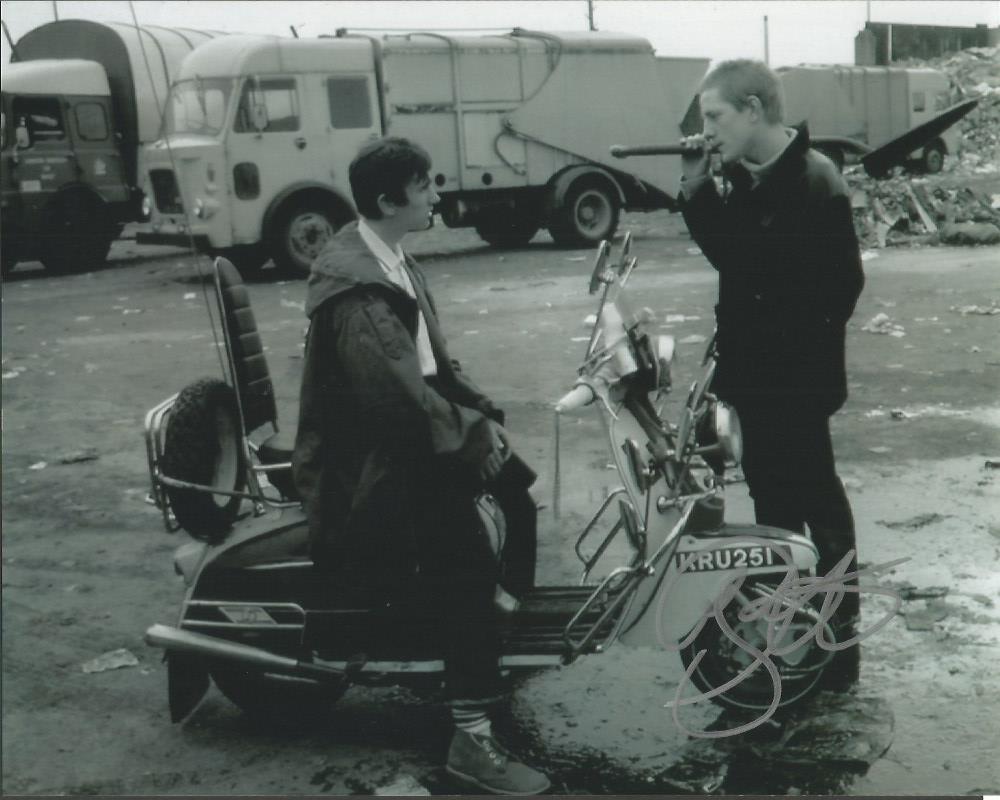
[734, 400, 859, 622]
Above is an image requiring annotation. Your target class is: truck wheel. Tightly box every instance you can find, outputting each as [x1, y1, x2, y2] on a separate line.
[210, 663, 346, 728]
[921, 141, 945, 174]
[161, 377, 245, 543]
[549, 179, 620, 248]
[270, 201, 340, 278]
[39, 193, 115, 274]
[475, 211, 539, 248]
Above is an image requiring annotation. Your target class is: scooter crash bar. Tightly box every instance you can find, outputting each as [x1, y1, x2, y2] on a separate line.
[562, 565, 642, 663]
[574, 487, 631, 583]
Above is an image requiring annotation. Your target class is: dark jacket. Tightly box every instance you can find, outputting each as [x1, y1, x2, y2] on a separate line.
[680, 125, 864, 413]
[292, 221, 504, 583]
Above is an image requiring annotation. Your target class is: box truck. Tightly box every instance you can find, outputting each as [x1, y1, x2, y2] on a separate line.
[137, 29, 709, 275]
[777, 64, 962, 172]
[1, 20, 220, 276]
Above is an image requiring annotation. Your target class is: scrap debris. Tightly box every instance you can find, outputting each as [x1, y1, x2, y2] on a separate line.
[861, 313, 906, 337]
[848, 45, 1000, 249]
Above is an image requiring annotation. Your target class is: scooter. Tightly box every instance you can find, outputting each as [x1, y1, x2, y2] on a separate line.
[143, 234, 834, 726]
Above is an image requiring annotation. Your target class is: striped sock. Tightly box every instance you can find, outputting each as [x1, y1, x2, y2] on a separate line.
[451, 706, 492, 737]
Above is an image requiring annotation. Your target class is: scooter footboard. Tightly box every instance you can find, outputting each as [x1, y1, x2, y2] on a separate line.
[618, 523, 819, 649]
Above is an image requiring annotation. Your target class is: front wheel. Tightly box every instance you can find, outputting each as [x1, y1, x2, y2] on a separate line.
[210, 663, 346, 727]
[39, 193, 115, 274]
[269, 202, 342, 278]
[679, 578, 832, 712]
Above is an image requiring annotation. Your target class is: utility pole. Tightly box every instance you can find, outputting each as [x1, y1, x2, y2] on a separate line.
[763, 15, 770, 65]
[587, 0, 596, 31]
[52, 0, 58, 20]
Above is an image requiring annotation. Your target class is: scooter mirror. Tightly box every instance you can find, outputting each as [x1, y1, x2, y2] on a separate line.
[588, 240, 612, 295]
[623, 437, 651, 492]
[618, 498, 644, 548]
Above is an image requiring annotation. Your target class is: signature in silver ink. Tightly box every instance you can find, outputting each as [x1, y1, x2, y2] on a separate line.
[654, 537, 909, 738]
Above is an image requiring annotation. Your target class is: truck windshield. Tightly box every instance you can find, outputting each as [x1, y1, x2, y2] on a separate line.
[163, 78, 233, 137]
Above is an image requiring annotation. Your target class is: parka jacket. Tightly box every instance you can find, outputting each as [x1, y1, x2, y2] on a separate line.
[292, 221, 503, 584]
[680, 125, 865, 414]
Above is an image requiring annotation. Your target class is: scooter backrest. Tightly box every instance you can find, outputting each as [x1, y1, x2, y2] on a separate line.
[213, 258, 278, 434]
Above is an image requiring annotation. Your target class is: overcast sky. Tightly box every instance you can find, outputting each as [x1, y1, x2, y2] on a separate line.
[2, 1, 998, 67]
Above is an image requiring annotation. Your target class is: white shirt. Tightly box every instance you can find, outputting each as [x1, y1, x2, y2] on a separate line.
[357, 218, 438, 377]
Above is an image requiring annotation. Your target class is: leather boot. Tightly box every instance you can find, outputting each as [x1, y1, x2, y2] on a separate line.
[446, 729, 551, 795]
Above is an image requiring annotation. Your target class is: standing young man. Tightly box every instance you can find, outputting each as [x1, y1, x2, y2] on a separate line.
[679, 60, 866, 689]
[292, 137, 549, 794]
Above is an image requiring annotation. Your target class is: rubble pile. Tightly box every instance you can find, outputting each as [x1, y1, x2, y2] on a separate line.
[902, 45, 1000, 174]
[848, 172, 1000, 248]
[847, 45, 1000, 249]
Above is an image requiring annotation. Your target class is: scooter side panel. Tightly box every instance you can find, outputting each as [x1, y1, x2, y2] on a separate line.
[617, 524, 819, 650]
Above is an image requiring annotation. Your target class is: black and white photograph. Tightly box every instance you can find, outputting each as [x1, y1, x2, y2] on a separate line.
[1, 0, 998, 795]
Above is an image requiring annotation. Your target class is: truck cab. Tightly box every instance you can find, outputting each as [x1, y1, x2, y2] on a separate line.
[1, 60, 125, 275]
[139, 36, 380, 275]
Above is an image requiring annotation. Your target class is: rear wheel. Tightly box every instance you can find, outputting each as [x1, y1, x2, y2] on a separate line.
[40, 193, 115, 274]
[161, 378, 245, 542]
[679, 578, 832, 712]
[210, 662, 346, 726]
[549, 178, 620, 248]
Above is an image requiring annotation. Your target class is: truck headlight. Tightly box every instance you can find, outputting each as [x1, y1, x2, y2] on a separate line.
[192, 198, 218, 220]
[141, 195, 152, 219]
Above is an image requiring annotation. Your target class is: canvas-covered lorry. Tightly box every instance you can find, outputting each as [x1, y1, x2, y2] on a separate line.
[1, 20, 219, 275]
[137, 29, 709, 275]
[778, 64, 963, 173]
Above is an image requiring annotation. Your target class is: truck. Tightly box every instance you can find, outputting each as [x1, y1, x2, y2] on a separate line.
[777, 64, 963, 173]
[1, 20, 220, 276]
[136, 29, 709, 276]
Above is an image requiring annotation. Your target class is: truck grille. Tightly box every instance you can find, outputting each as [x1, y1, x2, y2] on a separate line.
[149, 169, 184, 214]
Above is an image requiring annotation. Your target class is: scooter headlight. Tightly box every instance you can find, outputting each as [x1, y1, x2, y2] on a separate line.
[714, 402, 742, 465]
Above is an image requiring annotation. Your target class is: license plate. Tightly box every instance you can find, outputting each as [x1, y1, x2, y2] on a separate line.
[675, 545, 784, 573]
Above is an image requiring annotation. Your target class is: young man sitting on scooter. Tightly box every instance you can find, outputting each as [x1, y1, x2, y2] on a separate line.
[292, 136, 550, 795]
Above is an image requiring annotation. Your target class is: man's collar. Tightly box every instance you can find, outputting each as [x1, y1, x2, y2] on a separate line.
[358, 217, 404, 268]
[727, 122, 812, 193]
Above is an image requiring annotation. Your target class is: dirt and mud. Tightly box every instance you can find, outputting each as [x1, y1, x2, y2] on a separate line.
[3, 208, 999, 795]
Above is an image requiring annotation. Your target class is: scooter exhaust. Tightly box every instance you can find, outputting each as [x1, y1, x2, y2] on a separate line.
[145, 623, 344, 683]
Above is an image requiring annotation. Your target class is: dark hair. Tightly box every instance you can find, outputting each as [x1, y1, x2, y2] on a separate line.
[700, 59, 784, 124]
[349, 136, 432, 220]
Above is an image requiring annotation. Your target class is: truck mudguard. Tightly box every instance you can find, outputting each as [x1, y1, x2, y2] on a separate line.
[546, 165, 625, 214]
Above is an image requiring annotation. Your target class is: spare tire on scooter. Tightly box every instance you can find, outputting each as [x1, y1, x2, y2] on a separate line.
[161, 378, 246, 542]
